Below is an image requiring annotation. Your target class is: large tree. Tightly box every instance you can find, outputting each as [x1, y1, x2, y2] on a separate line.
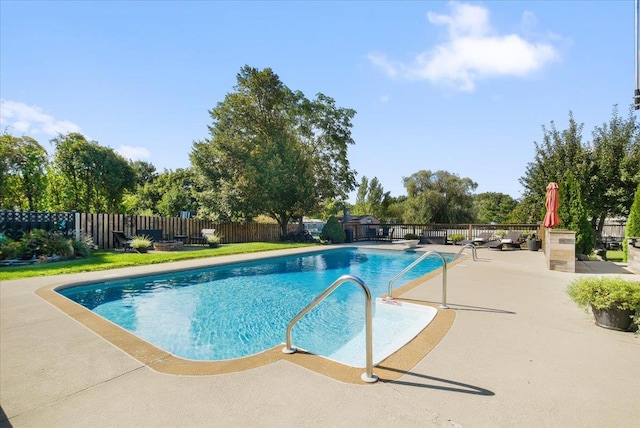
[0, 133, 49, 210]
[473, 192, 517, 224]
[191, 66, 357, 236]
[520, 107, 640, 238]
[402, 170, 477, 224]
[51, 133, 135, 212]
[587, 106, 640, 235]
[351, 176, 390, 220]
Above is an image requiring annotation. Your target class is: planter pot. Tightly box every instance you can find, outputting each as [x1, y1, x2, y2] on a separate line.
[591, 305, 634, 331]
[134, 247, 147, 254]
[208, 243, 219, 248]
[526, 239, 542, 251]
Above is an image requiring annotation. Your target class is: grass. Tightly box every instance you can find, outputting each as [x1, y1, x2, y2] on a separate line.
[0, 242, 317, 281]
[606, 250, 624, 262]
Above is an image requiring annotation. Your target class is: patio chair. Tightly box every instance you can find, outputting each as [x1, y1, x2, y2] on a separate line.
[484, 230, 523, 250]
[112, 231, 132, 252]
[460, 231, 494, 246]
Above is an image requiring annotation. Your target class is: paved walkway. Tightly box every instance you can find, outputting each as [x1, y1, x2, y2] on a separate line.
[1, 245, 639, 427]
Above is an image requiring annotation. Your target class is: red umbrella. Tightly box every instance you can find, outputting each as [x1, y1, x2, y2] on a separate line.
[543, 182, 560, 228]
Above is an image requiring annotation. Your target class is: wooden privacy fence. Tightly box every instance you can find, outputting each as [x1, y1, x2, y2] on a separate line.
[0, 210, 295, 250]
[76, 213, 295, 250]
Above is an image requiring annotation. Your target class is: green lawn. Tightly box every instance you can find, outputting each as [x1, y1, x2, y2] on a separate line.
[0, 242, 317, 281]
[606, 250, 624, 262]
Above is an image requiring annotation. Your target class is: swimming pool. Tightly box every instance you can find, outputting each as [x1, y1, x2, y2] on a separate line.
[58, 248, 453, 367]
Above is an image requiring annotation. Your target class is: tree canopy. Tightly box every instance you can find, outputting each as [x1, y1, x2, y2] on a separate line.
[351, 176, 391, 220]
[520, 107, 640, 238]
[190, 65, 357, 236]
[0, 133, 49, 210]
[402, 170, 477, 224]
[50, 133, 135, 212]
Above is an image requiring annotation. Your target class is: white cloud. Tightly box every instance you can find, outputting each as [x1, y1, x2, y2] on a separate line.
[116, 145, 151, 161]
[369, 2, 560, 92]
[0, 99, 81, 136]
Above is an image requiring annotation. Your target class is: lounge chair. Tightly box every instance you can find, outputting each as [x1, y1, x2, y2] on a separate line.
[380, 227, 394, 242]
[484, 230, 523, 250]
[460, 231, 494, 246]
[112, 231, 132, 252]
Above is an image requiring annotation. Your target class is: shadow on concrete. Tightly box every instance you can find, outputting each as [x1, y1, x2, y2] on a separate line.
[447, 303, 516, 314]
[0, 405, 12, 427]
[575, 261, 633, 275]
[379, 367, 495, 396]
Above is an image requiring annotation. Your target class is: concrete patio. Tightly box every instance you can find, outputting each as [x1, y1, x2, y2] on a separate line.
[1, 244, 639, 427]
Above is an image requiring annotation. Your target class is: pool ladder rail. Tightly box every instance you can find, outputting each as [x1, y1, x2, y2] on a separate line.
[456, 243, 478, 261]
[385, 250, 450, 308]
[282, 274, 378, 383]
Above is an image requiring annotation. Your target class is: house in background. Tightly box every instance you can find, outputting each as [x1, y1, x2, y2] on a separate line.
[302, 218, 326, 237]
[336, 215, 380, 225]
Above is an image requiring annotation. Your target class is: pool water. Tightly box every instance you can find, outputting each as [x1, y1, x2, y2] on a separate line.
[59, 248, 452, 366]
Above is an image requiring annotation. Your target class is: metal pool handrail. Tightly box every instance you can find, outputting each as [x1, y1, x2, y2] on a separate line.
[456, 243, 478, 261]
[282, 274, 378, 383]
[386, 250, 449, 309]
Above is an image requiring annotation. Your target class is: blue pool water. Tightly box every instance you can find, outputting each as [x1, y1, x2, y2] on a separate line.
[59, 248, 452, 366]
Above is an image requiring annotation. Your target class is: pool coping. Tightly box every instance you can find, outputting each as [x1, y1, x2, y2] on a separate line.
[34, 245, 463, 384]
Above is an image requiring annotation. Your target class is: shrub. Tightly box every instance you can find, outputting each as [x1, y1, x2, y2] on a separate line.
[558, 172, 594, 255]
[624, 183, 640, 262]
[206, 233, 221, 247]
[130, 235, 152, 252]
[319, 216, 346, 244]
[45, 232, 74, 258]
[72, 233, 96, 258]
[567, 276, 640, 311]
[0, 237, 28, 260]
[448, 233, 465, 244]
[404, 233, 419, 240]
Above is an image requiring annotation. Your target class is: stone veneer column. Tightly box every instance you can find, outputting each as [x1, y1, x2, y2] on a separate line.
[627, 239, 640, 275]
[545, 229, 576, 273]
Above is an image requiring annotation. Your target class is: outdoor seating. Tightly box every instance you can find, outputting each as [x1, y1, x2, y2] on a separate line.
[136, 229, 163, 242]
[112, 231, 132, 252]
[460, 231, 494, 246]
[419, 229, 447, 245]
[484, 230, 523, 250]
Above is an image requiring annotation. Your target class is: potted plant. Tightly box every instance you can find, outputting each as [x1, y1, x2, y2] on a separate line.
[525, 233, 542, 251]
[566, 276, 640, 331]
[206, 233, 221, 248]
[130, 235, 152, 253]
[448, 233, 465, 245]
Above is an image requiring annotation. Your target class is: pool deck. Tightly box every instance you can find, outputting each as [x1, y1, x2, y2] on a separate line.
[1, 244, 639, 427]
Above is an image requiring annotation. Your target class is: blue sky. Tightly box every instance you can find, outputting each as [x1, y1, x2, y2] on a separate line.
[0, 1, 635, 202]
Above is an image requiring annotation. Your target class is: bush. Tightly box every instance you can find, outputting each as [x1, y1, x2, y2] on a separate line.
[448, 233, 465, 244]
[624, 183, 640, 262]
[72, 233, 96, 258]
[0, 237, 28, 260]
[130, 235, 152, 251]
[404, 233, 419, 240]
[206, 233, 221, 247]
[319, 216, 346, 244]
[558, 172, 594, 255]
[567, 276, 640, 311]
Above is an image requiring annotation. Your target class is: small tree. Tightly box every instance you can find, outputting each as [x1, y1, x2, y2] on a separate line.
[320, 216, 346, 243]
[624, 183, 640, 262]
[558, 172, 594, 255]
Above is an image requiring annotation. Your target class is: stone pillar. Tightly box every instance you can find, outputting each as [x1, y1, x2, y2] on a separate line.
[545, 229, 576, 272]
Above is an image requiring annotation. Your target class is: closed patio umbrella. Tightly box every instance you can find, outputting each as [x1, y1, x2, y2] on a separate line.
[543, 182, 560, 228]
